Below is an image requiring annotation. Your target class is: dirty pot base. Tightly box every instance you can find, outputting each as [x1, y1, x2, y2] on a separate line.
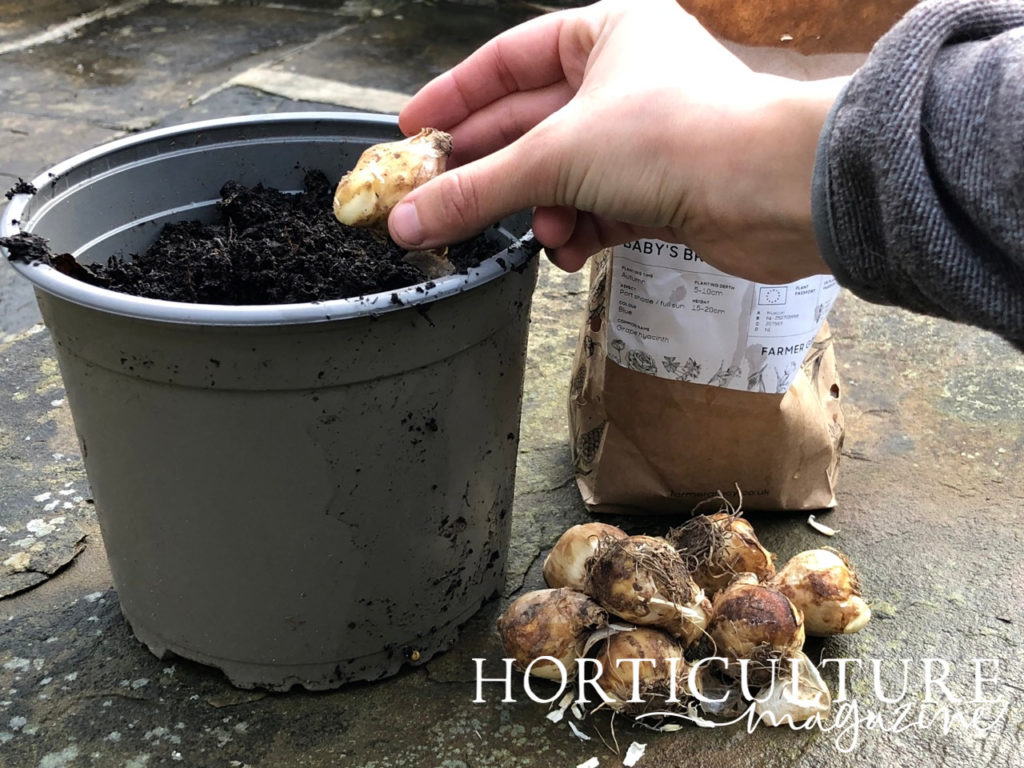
[124, 598, 484, 691]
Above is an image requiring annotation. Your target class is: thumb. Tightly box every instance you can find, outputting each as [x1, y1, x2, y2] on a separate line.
[388, 143, 550, 250]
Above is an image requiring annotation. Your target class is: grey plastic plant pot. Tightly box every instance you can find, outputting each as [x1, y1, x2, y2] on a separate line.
[1, 113, 539, 690]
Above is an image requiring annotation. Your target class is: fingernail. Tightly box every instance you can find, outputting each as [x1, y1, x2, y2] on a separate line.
[390, 201, 424, 246]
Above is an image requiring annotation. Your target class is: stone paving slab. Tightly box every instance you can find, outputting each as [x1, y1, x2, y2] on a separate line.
[3, 272, 1024, 768]
[0, 326, 91, 599]
[2, 2, 1024, 767]
[0, 0, 363, 129]
[257, 0, 539, 94]
[0, 0, 121, 50]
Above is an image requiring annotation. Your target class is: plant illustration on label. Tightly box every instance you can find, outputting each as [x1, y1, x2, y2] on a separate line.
[607, 239, 839, 394]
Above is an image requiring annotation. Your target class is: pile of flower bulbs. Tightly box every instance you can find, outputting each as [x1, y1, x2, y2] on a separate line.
[497, 505, 871, 726]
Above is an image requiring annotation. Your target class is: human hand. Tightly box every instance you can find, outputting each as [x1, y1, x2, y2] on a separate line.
[390, 0, 845, 283]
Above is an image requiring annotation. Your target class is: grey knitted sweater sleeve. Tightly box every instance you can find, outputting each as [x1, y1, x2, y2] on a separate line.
[812, 0, 1024, 344]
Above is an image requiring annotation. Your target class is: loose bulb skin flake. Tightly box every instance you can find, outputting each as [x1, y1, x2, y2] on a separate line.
[754, 651, 832, 726]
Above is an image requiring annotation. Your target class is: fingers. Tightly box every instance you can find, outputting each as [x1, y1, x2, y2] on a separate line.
[532, 208, 635, 274]
[546, 214, 657, 273]
[530, 205, 577, 249]
[443, 80, 575, 167]
[399, 7, 586, 135]
[547, 213, 622, 272]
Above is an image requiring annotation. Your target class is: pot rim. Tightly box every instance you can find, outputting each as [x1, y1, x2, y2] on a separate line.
[1, 112, 537, 327]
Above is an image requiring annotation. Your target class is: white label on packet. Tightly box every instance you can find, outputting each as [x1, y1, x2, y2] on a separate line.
[607, 239, 839, 394]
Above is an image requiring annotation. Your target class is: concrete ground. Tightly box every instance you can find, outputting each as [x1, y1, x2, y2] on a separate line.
[1, 2, 1023, 767]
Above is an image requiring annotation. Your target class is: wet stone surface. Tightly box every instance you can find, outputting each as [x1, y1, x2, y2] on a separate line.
[265, 0, 543, 94]
[0, 0, 357, 125]
[0, 328, 92, 599]
[4, 267, 1024, 767]
[2, 2, 1024, 767]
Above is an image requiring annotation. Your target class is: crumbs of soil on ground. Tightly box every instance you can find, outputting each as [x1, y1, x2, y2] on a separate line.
[86, 170, 496, 305]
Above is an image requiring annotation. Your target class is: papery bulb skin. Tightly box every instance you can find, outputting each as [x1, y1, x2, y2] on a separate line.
[333, 128, 452, 233]
[770, 548, 871, 636]
[754, 651, 832, 725]
[543, 522, 628, 591]
[667, 512, 776, 594]
[584, 535, 711, 648]
[593, 627, 688, 713]
[497, 588, 607, 681]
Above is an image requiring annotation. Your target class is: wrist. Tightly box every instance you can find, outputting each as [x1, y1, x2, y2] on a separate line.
[754, 75, 848, 280]
[694, 74, 847, 283]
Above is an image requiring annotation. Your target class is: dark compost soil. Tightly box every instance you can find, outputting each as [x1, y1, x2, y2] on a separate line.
[2, 170, 501, 305]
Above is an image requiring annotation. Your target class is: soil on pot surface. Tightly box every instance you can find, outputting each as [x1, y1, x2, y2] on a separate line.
[2, 170, 499, 305]
[4, 179, 37, 199]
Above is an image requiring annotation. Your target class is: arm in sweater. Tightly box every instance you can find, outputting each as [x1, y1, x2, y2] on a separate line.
[813, 0, 1024, 343]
